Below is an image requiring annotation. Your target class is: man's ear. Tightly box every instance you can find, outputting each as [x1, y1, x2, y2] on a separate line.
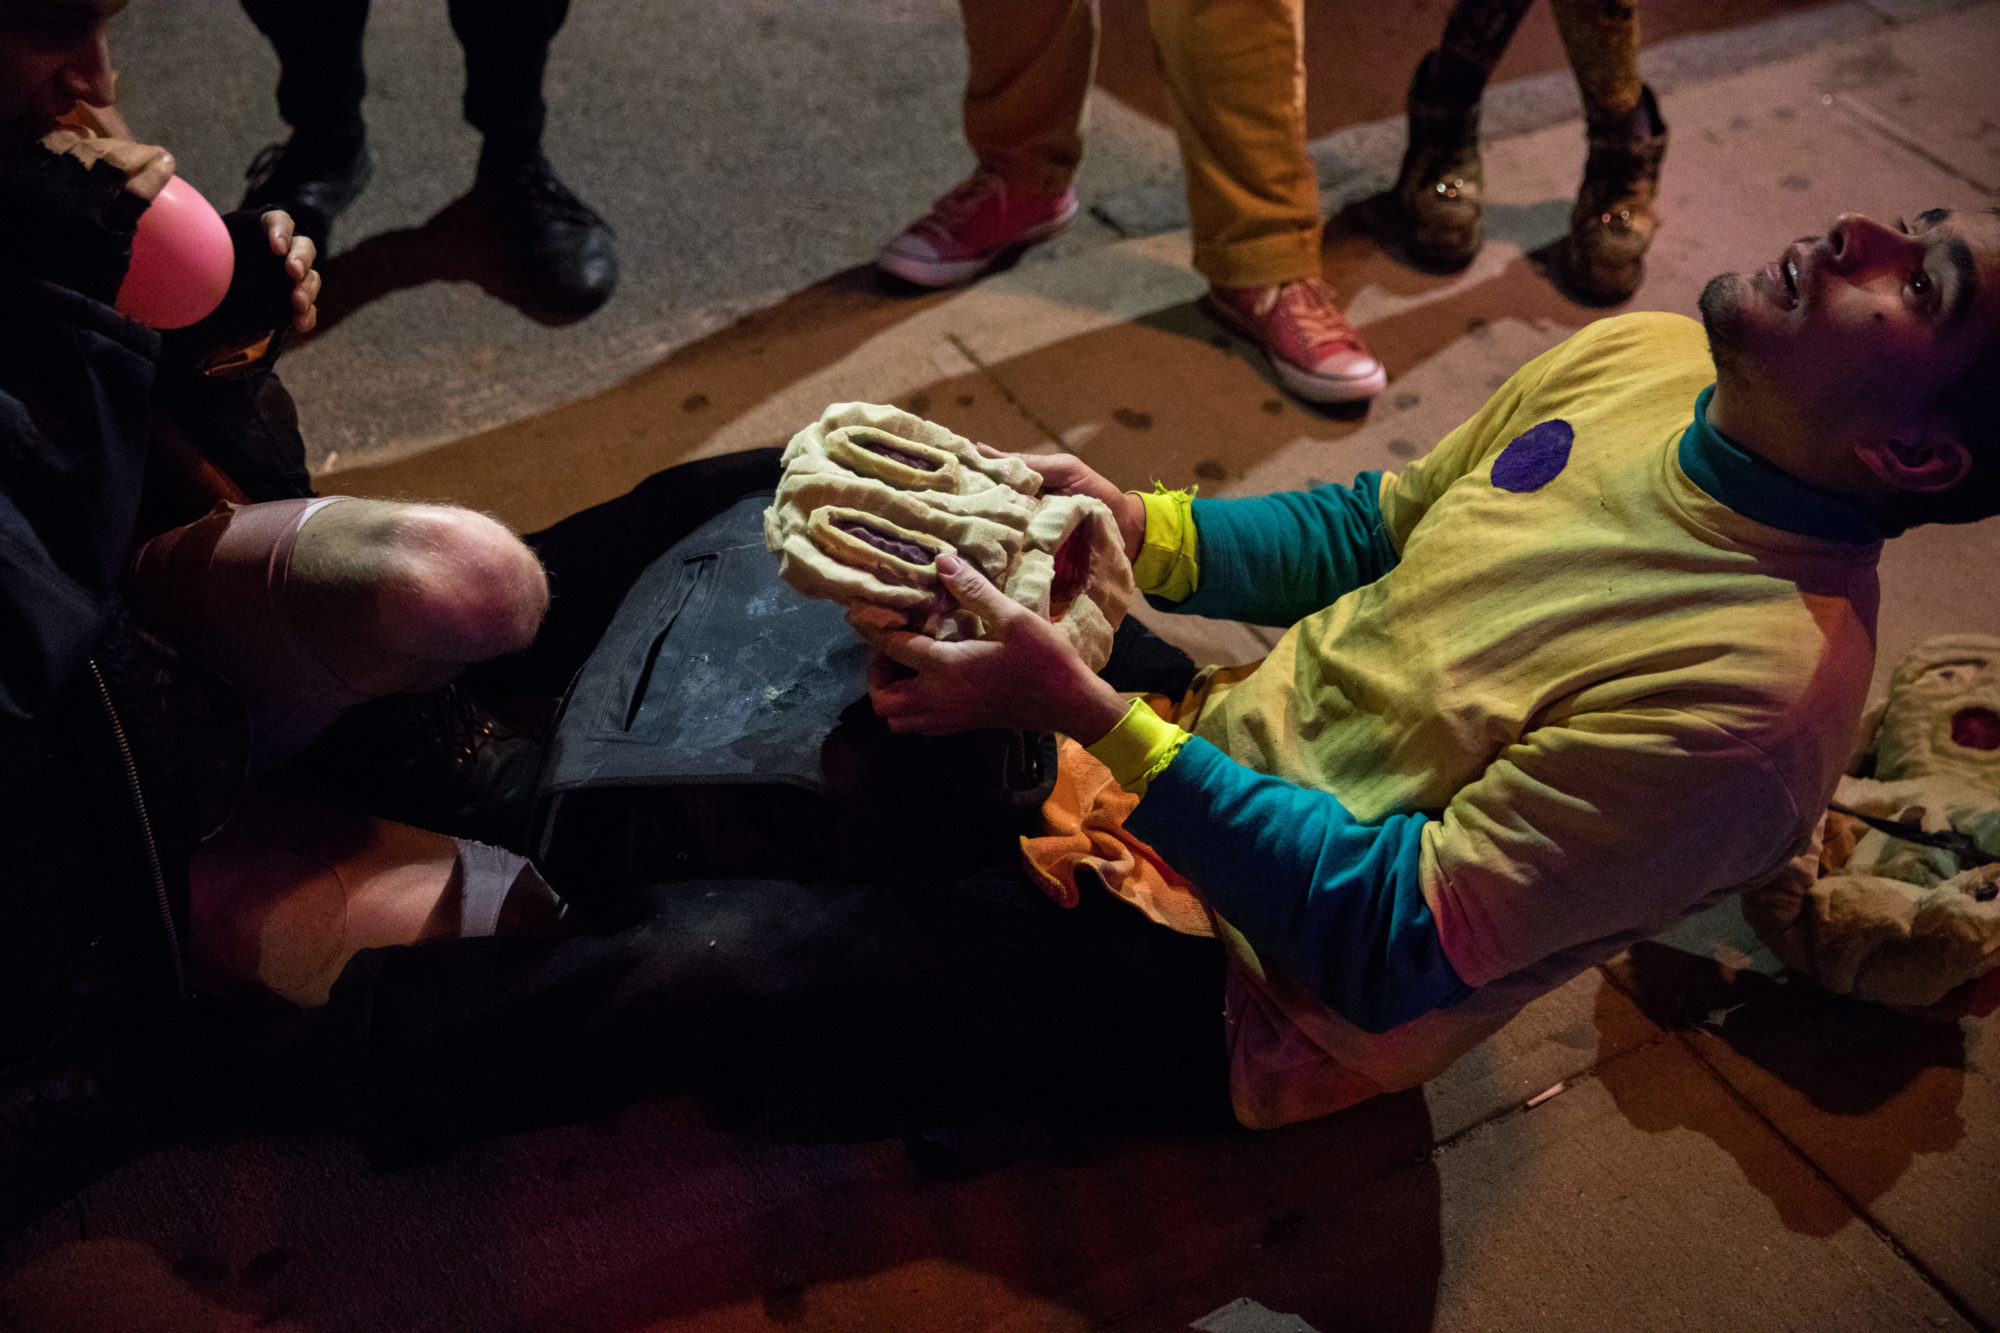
[1854, 421, 1972, 495]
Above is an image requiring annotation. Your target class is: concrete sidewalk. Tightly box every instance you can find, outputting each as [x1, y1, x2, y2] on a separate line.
[4, 2, 1998, 1330]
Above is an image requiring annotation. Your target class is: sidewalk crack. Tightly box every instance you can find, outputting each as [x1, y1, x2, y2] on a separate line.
[945, 332, 1069, 449]
[1597, 964, 1996, 1332]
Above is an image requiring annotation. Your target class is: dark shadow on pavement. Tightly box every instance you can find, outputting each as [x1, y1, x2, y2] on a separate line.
[511, 1091, 1446, 1333]
[300, 194, 598, 340]
[1598, 942, 1967, 1235]
[327, 261, 958, 530]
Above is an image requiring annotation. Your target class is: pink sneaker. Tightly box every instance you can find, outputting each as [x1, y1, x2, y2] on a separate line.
[878, 169, 1080, 288]
[1203, 278, 1388, 403]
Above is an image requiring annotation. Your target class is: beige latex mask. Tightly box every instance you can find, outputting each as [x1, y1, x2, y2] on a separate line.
[763, 402, 1135, 671]
[1745, 634, 2000, 1008]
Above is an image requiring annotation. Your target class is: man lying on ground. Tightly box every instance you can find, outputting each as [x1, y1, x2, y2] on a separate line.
[866, 203, 2000, 1125]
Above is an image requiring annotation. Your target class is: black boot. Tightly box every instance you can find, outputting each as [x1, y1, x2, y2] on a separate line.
[1562, 86, 1669, 305]
[240, 128, 372, 252]
[474, 145, 618, 315]
[1393, 51, 1485, 271]
[278, 680, 545, 852]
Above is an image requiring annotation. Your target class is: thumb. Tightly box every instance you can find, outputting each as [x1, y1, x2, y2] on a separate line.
[936, 553, 1017, 624]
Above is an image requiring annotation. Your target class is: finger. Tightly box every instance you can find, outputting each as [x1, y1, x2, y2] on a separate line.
[1014, 452, 1090, 496]
[935, 554, 1017, 626]
[866, 651, 915, 692]
[973, 442, 1006, 459]
[87, 140, 176, 199]
[124, 149, 176, 201]
[1014, 451, 1075, 477]
[286, 232, 317, 279]
[263, 209, 294, 256]
[868, 672, 949, 721]
[293, 279, 321, 333]
[878, 629, 950, 673]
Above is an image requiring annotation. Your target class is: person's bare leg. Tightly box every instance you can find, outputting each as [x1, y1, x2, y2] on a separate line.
[129, 497, 548, 765]
[189, 786, 566, 1007]
[286, 498, 549, 698]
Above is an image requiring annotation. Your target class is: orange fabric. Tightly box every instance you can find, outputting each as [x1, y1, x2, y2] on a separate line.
[1022, 691, 1392, 1126]
[1020, 694, 1214, 938]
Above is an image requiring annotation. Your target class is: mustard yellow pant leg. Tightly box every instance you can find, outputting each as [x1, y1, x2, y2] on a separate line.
[960, 0, 1099, 196]
[1548, 0, 1643, 120]
[1147, 0, 1321, 289]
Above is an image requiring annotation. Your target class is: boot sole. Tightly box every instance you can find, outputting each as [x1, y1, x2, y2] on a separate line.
[876, 199, 1080, 289]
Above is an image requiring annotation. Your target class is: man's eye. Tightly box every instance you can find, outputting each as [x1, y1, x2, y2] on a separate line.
[3, 16, 92, 45]
[1911, 270, 1934, 301]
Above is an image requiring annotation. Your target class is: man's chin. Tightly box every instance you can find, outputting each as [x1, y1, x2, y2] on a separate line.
[1698, 271, 1751, 372]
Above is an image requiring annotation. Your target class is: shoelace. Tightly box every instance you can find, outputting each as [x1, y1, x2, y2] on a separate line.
[1273, 280, 1366, 354]
[243, 142, 285, 189]
[489, 158, 610, 231]
[915, 170, 1008, 240]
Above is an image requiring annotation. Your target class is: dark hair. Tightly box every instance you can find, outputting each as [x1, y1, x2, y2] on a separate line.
[1883, 206, 2000, 528]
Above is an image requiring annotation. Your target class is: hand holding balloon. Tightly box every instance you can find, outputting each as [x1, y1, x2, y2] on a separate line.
[0, 130, 175, 308]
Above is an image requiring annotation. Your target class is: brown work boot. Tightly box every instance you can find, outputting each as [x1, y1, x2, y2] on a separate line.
[1562, 86, 1669, 304]
[1392, 51, 1485, 270]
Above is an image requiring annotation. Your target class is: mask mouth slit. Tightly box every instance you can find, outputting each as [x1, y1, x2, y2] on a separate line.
[848, 429, 939, 471]
[1047, 524, 1094, 620]
[1950, 706, 2000, 751]
[830, 515, 938, 568]
[828, 427, 954, 488]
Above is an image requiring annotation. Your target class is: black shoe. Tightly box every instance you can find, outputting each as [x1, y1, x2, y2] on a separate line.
[241, 130, 373, 252]
[474, 148, 618, 315]
[279, 681, 545, 852]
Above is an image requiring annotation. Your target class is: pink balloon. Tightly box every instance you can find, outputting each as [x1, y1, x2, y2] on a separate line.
[116, 174, 235, 330]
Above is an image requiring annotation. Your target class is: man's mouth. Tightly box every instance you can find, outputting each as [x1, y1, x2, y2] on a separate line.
[1763, 246, 1804, 311]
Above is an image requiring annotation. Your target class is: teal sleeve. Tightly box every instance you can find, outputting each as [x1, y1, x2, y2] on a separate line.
[1150, 472, 1399, 627]
[1124, 737, 1473, 1034]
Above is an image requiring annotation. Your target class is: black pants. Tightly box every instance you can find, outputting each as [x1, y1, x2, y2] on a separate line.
[240, 0, 572, 149]
[211, 454, 1230, 1165]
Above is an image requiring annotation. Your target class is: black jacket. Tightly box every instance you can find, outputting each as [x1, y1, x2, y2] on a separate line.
[1, 272, 179, 1026]
[0, 268, 307, 1226]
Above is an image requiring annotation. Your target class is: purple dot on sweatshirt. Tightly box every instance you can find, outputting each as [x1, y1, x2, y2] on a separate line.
[1491, 419, 1574, 493]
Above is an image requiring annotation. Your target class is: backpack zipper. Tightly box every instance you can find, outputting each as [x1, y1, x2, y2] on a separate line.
[87, 658, 188, 998]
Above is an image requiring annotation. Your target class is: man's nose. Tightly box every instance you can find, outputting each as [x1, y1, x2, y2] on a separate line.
[1824, 213, 1921, 277]
[57, 33, 116, 108]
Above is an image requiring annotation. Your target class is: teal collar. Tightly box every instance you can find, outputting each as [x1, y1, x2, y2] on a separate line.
[1679, 385, 1899, 544]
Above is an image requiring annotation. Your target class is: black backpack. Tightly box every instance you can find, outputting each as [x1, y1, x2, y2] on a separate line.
[530, 493, 1056, 916]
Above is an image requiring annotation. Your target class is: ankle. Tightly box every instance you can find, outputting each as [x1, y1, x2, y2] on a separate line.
[1423, 48, 1490, 108]
[288, 120, 366, 156]
[1586, 86, 1664, 141]
[478, 136, 545, 178]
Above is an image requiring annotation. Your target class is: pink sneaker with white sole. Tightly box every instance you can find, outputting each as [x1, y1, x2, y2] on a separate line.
[1204, 277, 1388, 403]
[878, 168, 1080, 288]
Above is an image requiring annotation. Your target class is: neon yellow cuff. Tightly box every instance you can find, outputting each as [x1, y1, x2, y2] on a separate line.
[1086, 698, 1193, 798]
[1132, 485, 1200, 603]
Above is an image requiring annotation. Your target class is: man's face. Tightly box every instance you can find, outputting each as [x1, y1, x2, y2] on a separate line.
[0, 0, 125, 155]
[1700, 208, 2000, 432]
